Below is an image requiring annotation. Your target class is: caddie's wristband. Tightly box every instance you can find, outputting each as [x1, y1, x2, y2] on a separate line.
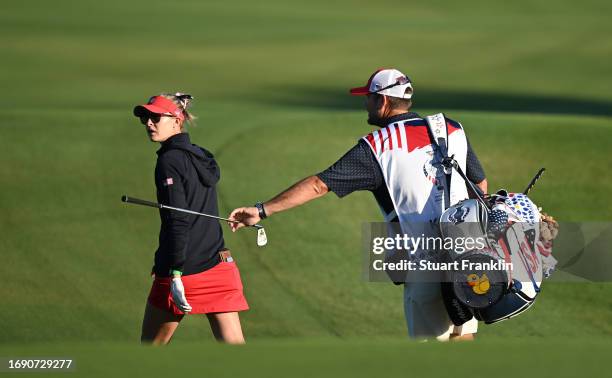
[170, 269, 183, 276]
[255, 202, 267, 219]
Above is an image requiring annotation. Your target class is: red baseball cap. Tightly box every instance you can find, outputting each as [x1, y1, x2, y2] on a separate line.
[133, 96, 184, 120]
[350, 68, 413, 99]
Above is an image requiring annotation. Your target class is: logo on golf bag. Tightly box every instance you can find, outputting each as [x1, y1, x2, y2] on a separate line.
[439, 193, 556, 325]
[448, 205, 470, 224]
[467, 273, 490, 294]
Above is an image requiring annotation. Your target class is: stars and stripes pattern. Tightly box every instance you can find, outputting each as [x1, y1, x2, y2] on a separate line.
[364, 120, 462, 156]
[487, 209, 509, 237]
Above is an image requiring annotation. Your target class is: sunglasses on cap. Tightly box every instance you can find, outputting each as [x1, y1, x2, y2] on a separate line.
[373, 76, 411, 94]
[139, 112, 176, 125]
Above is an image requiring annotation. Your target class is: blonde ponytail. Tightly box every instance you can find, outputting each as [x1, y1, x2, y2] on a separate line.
[160, 92, 196, 128]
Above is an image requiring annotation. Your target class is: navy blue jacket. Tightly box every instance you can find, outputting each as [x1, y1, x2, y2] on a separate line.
[153, 133, 225, 276]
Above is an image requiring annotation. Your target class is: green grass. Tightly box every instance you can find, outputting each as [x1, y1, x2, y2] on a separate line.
[1, 0, 611, 375]
[1, 337, 610, 378]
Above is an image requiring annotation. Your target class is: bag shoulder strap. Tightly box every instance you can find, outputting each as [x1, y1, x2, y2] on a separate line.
[425, 113, 452, 209]
[425, 113, 449, 160]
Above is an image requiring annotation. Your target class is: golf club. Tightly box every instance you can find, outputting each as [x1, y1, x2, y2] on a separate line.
[523, 168, 546, 195]
[121, 195, 267, 246]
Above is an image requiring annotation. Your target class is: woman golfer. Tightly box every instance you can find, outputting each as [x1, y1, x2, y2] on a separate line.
[134, 93, 249, 345]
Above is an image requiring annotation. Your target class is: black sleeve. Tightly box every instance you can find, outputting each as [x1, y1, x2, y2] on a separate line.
[156, 153, 191, 271]
[316, 140, 384, 198]
[466, 138, 486, 184]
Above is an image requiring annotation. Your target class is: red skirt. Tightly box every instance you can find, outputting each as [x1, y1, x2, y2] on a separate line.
[147, 261, 249, 315]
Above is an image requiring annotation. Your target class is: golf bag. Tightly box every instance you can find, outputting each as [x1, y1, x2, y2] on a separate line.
[423, 113, 554, 325]
[440, 193, 546, 324]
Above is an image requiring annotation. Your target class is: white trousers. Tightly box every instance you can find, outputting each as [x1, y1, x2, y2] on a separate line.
[404, 282, 478, 341]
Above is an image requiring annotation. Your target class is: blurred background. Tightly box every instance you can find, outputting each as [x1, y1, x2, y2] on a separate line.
[1, 0, 611, 376]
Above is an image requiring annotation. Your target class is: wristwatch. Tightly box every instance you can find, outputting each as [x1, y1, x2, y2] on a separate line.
[255, 202, 267, 219]
[169, 269, 183, 276]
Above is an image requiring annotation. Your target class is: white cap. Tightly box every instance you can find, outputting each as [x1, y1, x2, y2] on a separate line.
[349, 68, 413, 99]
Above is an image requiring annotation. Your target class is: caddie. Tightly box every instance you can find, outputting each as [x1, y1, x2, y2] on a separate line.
[228, 68, 488, 341]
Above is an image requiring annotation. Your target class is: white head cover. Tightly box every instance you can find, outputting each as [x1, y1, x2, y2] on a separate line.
[349, 68, 413, 99]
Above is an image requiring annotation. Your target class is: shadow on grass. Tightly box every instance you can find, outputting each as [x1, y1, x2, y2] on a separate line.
[253, 86, 612, 117]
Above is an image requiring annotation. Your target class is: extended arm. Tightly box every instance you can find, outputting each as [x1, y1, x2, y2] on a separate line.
[228, 141, 379, 231]
[264, 175, 329, 216]
[229, 175, 329, 231]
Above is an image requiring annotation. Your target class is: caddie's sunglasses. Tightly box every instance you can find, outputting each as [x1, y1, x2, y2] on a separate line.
[373, 76, 411, 94]
[139, 112, 175, 125]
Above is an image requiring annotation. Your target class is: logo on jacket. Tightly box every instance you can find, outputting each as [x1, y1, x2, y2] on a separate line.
[422, 150, 439, 185]
[448, 205, 470, 224]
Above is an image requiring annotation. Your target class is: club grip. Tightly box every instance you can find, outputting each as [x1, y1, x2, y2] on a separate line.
[121, 195, 161, 208]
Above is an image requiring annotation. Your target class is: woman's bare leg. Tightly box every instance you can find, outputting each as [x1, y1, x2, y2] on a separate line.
[141, 302, 184, 345]
[206, 312, 245, 344]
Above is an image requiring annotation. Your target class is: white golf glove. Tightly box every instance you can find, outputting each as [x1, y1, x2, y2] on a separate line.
[170, 277, 192, 314]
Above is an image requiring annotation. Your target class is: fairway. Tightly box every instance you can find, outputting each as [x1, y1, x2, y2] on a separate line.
[1, 337, 610, 378]
[1, 0, 611, 375]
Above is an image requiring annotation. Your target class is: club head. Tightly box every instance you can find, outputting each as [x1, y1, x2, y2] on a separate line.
[257, 227, 267, 247]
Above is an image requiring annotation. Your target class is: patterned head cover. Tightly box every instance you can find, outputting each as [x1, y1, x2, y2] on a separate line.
[504, 193, 540, 224]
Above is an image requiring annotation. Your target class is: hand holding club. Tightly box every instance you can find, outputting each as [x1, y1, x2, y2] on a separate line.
[228, 207, 261, 232]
